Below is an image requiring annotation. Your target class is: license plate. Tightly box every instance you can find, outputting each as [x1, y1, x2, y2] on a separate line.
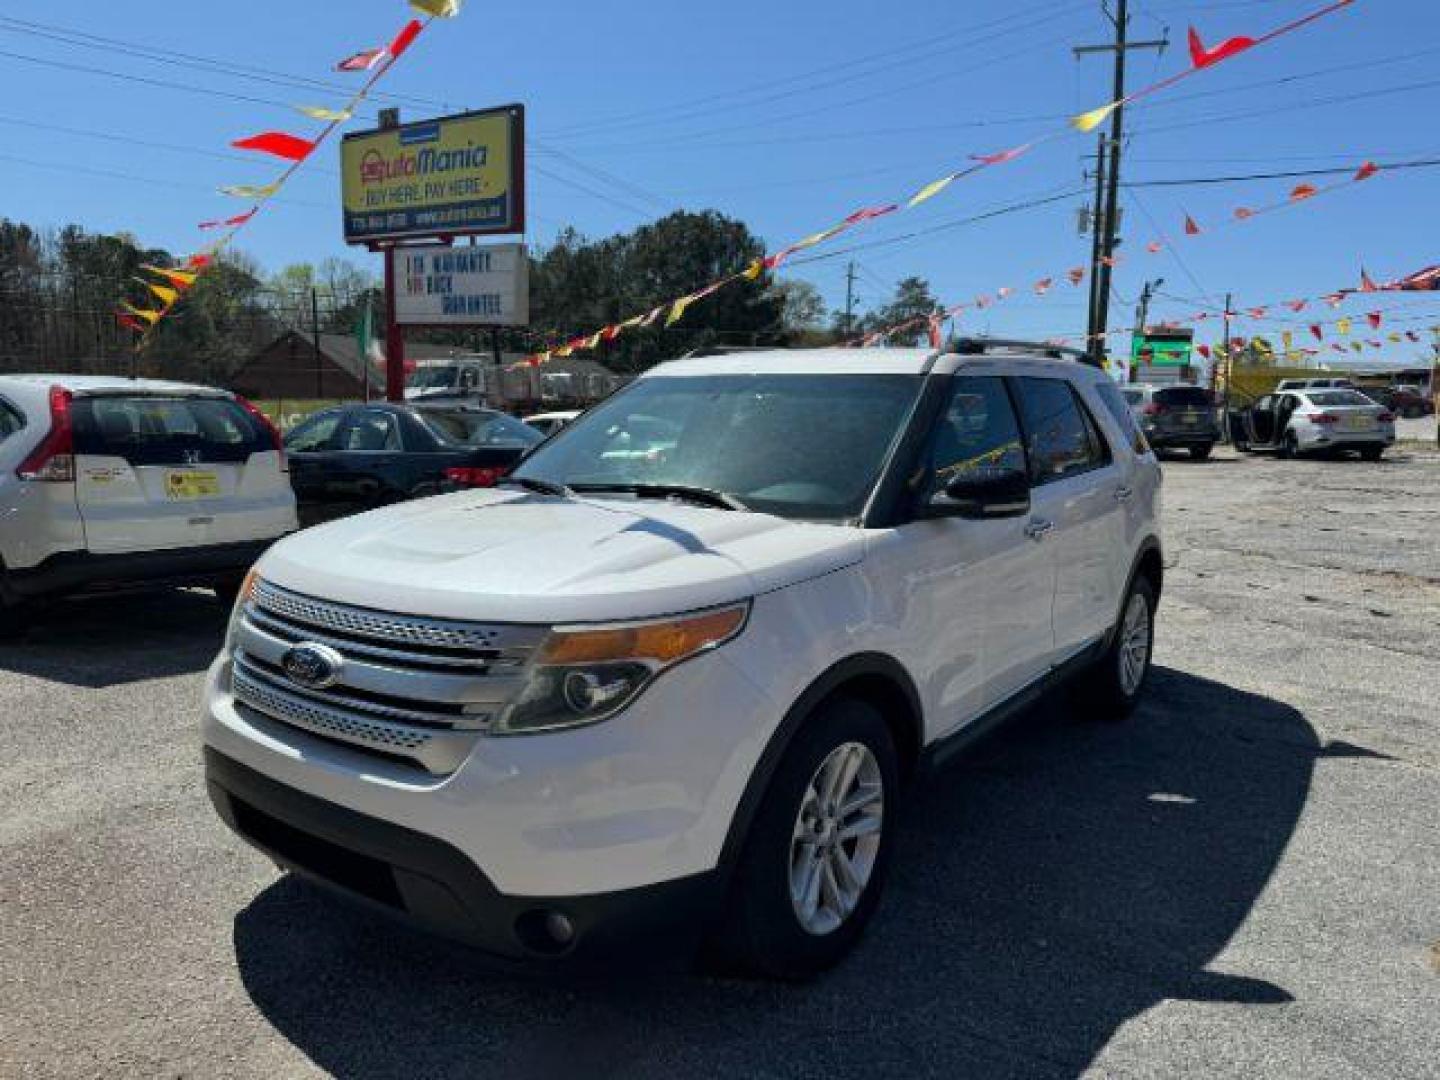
[1341, 416, 1372, 432]
[1182, 413, 1199, 425]
[165, 470, 220, 500]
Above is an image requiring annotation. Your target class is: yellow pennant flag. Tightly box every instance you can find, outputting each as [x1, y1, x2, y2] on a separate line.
[411, 0, 463, 16]
[553, 345, 574, 358]
[296, 105, 355, 122]
[1387, 332, 1401, 343]
[666, 294, 698, 327]
[1282, 331, 1293, 354]
[142, 265, 198, 289]
[585, 331, 604, 350]
[742, 259, 764, 282]
[1337, 317, 1351, 335]
[1071, 101, 1120, 133]
[219, 183, 280, 199]
[139, 279, 179, 306]
[907, 173, 957, 209]
[121, 302, 162, 326]
[620, 314, 647, 329]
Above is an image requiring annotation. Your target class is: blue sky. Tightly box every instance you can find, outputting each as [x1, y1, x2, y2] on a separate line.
[2, 0, 1436, 363]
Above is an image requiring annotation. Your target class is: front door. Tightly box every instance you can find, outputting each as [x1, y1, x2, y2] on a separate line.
[877, 375, 1056, 734]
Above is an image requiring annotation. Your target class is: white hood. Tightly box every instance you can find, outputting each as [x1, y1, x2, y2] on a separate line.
[260, 490, 864, 624]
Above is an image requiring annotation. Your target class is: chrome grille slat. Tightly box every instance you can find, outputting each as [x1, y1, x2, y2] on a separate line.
[232, 667, 476, 774]
[232, 581, 546, 773]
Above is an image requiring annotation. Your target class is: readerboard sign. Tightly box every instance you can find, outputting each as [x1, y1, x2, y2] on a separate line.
[391, 243, 529, 327]
[341, 106, 524, 245]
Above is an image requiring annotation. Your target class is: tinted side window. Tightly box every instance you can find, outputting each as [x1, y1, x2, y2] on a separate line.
[343, 410, 403, 452]
[0, 397, 23, 441]
[1014, 378, 1111, 485]
[1096, 381, 1150, 455]
[284, 411, 343, 452]
[925, 376, 1026, 499]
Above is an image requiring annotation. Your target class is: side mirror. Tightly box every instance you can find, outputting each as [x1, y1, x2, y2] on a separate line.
[925, 467, 1031, 520]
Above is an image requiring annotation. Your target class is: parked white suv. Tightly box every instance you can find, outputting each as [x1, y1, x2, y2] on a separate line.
[203, 344, 1163, 977]
[0, 376, 297, 632]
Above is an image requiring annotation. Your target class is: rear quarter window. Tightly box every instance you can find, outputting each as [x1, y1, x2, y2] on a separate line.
[1095, 381, 1150, 455]
[72, 396, 268, 465]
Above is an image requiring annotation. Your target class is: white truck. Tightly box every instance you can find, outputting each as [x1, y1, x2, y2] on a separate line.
[203, 342, 1163, 978]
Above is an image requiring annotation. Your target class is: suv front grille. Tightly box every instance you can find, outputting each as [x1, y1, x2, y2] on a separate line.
[231, 581, 546, 774]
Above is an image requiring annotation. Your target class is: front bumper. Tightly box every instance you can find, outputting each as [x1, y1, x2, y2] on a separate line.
[206, 748, 722, 966]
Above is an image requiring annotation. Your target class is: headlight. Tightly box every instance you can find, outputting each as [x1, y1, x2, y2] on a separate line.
[223, 568, 261, 654]
[495, 603, 749, 735]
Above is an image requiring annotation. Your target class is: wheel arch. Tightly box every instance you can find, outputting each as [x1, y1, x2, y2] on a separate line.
[1108, 536, 1164, 646]
[715, 652, 923, 877]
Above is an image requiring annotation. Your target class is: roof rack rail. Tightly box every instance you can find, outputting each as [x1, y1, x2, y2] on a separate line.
[677, 344, 781, 360]
[951, 337, 1102, 368]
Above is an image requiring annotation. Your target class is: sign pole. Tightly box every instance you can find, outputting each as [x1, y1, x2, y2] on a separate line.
[383, 246, 405, 402]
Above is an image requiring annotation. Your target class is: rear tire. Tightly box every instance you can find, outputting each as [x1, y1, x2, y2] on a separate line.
[707, 698, 898, 980]
[1188, 444, 1213, 461]
[1078, 576, 1156, 721]
[1359, 445, 1384, 462]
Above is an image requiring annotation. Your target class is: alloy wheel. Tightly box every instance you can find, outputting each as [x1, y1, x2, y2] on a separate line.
[788, 742, 884, 936]
[1118, 591, 1151, 696]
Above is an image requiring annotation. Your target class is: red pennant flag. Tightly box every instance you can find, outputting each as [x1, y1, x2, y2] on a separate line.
[844, 204, 899, 225]
[1323, 293, 1344, 308]
[1247, 307, 1268, 318]
[1188, 26, 1256, 69]
[232, 132, 318, 163]
[1033, 278, 1053, 295]
[1067, 266, 1086, 285]
[1290, 183, 1318, 201]
[1100, 254, 1123, 268]
[1310, 324, 1323, 341]
[1360, 268, 1379, 292]
[389, 19, 424, 59]
[1196, 344, 1211, 360]
[928, 315, 943, 349]
[116, 313, 146, 334]
[1366, 311, 1382, 329]
[970, 143, 1032, 166]
[1184, 214, 1201, 236]
[1234, 207, 1255, 220]
[1368, 340, 1382, 349]
[1287, 300, 1308, 313]
[1146, 241, 1163, 254]
[1353, 161, 1379, 182]
[997, 287, 1013, 300]
[187, 254, 213, 269]
[199, 212, 255, 229]
[337, 47, 386, 72]
[601, 324, 623, 342]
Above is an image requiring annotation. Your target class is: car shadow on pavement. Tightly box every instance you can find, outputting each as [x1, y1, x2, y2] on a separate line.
[0, 588, 226, 687]
[231, 666, 1316, 1080]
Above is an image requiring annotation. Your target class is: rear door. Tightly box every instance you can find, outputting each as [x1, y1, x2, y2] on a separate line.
[70, 393, 293, 555]
[1012, 376, 1126, 660]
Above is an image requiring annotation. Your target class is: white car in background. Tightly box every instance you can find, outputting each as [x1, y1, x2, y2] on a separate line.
[1232, 388, 1396, 460]
[0, 376, 298, 634]
[521, 410, 582, 437]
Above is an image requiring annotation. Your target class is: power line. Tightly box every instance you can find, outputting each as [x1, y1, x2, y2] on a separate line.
[1123, 158, 1440, 187]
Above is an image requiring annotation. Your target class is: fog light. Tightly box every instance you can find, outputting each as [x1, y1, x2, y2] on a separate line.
[544, 911, 575, 946]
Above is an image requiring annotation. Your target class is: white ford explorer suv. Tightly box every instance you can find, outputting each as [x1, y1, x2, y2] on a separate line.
[0, 375, 297, 634]
[203, 343, 1163, 978]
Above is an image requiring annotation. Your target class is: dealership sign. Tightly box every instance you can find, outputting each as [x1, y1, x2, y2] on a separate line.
[392, 243, 529, 327]
[341, 106, 524, 245]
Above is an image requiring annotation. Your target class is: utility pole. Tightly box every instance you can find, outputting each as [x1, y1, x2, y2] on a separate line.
[843, 261, 858, 338]
[1134, 276, 1164, 384]
[1084, 138, 1109, 354]
[310, 287, 323, 400]
[1221, 291, 1235, 440]
[1076, 1, 1166, 364]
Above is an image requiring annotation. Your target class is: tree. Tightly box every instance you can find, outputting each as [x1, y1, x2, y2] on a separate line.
[769, 279, 827, 332]
[866, 276, 941, 346]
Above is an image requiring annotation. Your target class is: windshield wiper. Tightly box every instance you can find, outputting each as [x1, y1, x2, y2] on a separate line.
[569, 483, 749, 512]
[497, 476, 573, 498]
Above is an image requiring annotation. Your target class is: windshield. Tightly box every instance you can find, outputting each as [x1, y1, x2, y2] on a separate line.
[421, 409, 544, 447]
[1154, 387, 1214, 408]
[408, 367, 460, 391]
[512, 373, 923, 521]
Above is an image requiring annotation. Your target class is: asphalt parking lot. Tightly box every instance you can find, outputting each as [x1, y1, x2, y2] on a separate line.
[2, 446, 1437, 1079]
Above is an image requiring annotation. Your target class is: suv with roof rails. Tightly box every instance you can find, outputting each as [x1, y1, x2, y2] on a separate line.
[204, 342, 1164, 978]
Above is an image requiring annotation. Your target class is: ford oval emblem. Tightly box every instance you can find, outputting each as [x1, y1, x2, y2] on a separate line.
[280, 643, 344, 690]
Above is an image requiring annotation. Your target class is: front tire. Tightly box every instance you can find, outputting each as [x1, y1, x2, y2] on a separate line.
[709, 698, 898, 980]
[1189, 443, 1213, 461]
[1079, 576, 1156, 720]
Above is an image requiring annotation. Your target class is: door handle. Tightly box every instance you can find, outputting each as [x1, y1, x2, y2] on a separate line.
[1114, 486, 1134, 503]
[1024, 519, 1055, 541]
